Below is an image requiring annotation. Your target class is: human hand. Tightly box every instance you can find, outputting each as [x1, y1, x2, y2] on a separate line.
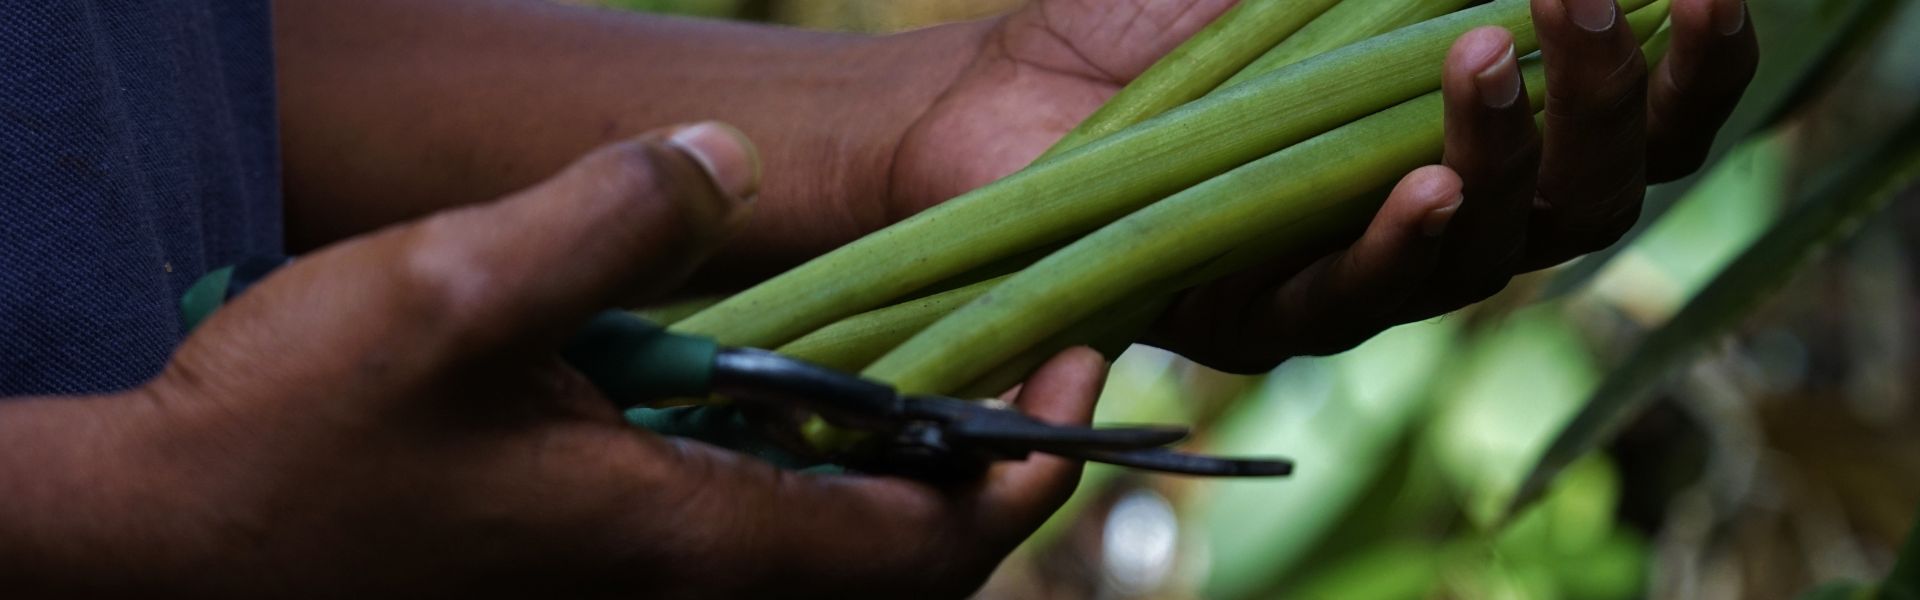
[3, 124, 1105, 597]
[893, 0, 1756, 373]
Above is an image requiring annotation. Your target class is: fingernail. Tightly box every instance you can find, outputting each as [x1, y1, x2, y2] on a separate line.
[1422, 194, 1464, 238]
[668, 122, 760, 202]
[1713, 0, 1747, 35]
[1476, 44, 1522, 109]
[1560, 0, 1618, 32]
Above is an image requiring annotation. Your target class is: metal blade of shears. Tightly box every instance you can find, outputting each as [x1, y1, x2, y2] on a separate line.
[1030, 445, 1295, 477]
[898, 395, 1189, 451]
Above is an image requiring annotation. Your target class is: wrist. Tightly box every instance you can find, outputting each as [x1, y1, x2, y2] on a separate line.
[0, 390, 221, 593]
[839, 19, 996, 231]
[698, 18, 994, 287]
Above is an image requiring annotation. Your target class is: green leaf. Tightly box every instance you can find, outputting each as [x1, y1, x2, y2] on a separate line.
[1511, 104, 1920, 517]
[1197, 320, 1457, 598]
[1885, 505, 1920, 600]
[1798, 581, 1878, 600]
[1281, 540, 1445, 600]
[1426, 305, 1600, 526]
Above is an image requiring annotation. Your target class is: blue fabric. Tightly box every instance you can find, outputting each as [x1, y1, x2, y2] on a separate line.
[1, 1, 282, 396]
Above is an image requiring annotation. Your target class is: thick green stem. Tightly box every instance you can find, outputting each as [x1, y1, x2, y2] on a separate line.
[954, 294, 1173, 399]
[783, 1, 1670, 390]
[1040, 0, 1342, 160]
[1219, 0, 1475, 89]
[866, 65, 1556, 395]
[774, 276, 1002, 371]
[675, 0, 1566, 349]
[867, 0, 1670, 394]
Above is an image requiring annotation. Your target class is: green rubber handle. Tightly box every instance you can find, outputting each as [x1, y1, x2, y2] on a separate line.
[180, 265, 719, 408]
[562, 311, 717, 407]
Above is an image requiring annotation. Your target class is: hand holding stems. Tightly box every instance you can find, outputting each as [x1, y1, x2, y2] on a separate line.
[0, 125, 1104, 598]
[898, 0, 1756, 373]
[277, 0, 1755, 375]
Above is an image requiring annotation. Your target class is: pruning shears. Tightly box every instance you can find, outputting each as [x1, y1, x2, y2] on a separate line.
[181, 256, 1293, 479]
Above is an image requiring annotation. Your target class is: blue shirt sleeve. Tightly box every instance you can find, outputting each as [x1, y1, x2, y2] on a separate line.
[0, 0, 282, 396]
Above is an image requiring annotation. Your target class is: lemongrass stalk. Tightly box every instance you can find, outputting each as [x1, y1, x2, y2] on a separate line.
[1039, 0, 1342, 160]
[954, 295, 1173, 399]
[870, 0, 1673, 394]
[1629, 0, 1672, 52]
[1143, 0, 1667, 324]
[777, 0, 1670, 382]
[1639, 13, 1674, 63]
[632, 296, 722, 326]
[674, 0, 1585, 349]
[775, 275, 1002, 371]
[1220, 0, 1475, 89]
[866, 65, 1556, 395]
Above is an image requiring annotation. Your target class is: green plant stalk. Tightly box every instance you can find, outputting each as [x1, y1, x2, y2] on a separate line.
[1632, 0, 1673, 59]
[673, 0, 1577, 350]
[866, 94, 1447, 394]
[866, 64, 1557, 395]
[796, 4, 1673, 447]
[954, 293, 1174, 399]
[774, 275, 1003, 371]
[953, 191, 1383, 399]
[1220, 0, 1474, 89]
[780, 2, 1671, 391]
[631, 295, 723, 326]
[931, 4, 1675, 397]
[1039, 0, 1343, 160]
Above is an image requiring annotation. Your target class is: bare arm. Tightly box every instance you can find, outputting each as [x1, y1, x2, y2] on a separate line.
[0, 131, 1100, 596]
[274, 0, 983, 282]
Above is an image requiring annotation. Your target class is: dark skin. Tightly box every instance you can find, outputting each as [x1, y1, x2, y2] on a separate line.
[0, 0, 1757, 596]
[0, 130, 1107, 597]
[276, 0, 1756, 368]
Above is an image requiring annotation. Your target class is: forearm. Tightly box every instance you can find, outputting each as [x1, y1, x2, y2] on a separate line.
[274, 0, 985, 282]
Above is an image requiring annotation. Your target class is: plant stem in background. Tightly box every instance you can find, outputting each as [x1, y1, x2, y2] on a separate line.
[674, 0, 1570, 350]
[1218, 0, 1474, 89]
[1039, 0, 1342, 160]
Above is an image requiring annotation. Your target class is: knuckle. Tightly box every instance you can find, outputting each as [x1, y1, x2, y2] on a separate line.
[391, 218, 500, 337]
[572, 139, 712, 240]
[575, 141, 676, 210]
[1547, 53, 1649, 120]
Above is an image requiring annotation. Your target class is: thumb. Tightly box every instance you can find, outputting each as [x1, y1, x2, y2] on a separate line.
[397, 122, 758, 351]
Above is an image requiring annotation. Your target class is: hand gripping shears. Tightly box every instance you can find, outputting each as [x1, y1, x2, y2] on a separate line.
[182, 257, 1293, 478]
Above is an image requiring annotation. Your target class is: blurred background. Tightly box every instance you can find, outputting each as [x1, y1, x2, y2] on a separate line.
[586, 1, 1920, 597]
